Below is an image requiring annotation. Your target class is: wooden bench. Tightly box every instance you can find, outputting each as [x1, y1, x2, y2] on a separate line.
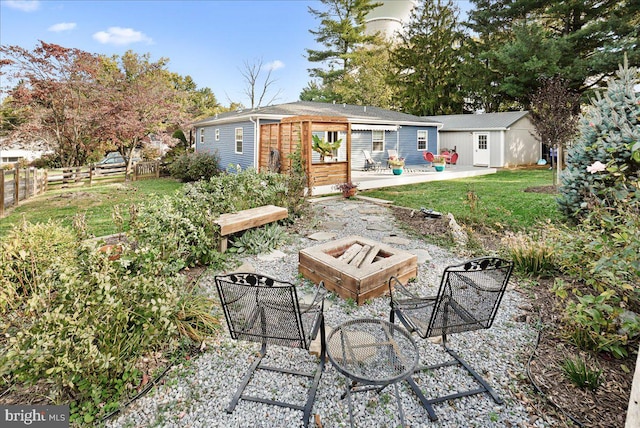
[214, 205, 289, 252]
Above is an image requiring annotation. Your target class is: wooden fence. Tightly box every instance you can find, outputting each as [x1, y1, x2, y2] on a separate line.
[1, 161, 160, 218]
[46, 161, 160, 186]
[1, 167, 47, 217]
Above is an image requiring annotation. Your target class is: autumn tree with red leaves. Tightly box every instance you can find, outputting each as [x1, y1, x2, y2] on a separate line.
[0, 41, 105, 166]
[97, 51, 185, 177]
[1, 43, 188, 176]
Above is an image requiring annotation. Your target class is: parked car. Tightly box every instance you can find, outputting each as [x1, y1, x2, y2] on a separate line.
[97, 152, 140, 165]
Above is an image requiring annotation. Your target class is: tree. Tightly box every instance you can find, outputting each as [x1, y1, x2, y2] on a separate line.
[557, 58, 640, 220]
[333, 41, 397, 108]
[305, 0, 382, 102]
[390, 0, 466, 115]
[239, 58, 283, 109]
[0, 97, 27, 136]
[0, 42, 105, 166]
[529, 76, 580, 184]
[466, 0, 640, 109]
[97, 51, 184, 177]
[170, 73, 221, 119]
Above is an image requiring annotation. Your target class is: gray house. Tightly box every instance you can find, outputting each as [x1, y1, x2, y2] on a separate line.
[424, 111, 539, 168]
[193, 101, 441, 177]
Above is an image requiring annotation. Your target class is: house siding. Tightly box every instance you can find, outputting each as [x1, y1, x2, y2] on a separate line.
[431, 131, 472, 165]
[349, 126, 437, 169]
[503, 116, 540, 167]
[397, 126, 437, 165]
[196, 120, 256, 170]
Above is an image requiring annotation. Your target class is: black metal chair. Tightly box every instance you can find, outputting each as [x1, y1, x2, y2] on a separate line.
[388, 257, 514, 421]
[215, 272, 327, 428]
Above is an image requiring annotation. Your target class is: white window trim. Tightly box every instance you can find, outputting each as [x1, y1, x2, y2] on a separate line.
[200, 128, 205, 144]
[372, 130, 385, 153]
[235, 127, 243, 154]
[215, 129, 220, 141]
[417, 130, 428, 151]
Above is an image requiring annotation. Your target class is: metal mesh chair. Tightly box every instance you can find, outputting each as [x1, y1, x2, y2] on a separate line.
[215, 272, 327, 427]
[388, 257, 514, 421]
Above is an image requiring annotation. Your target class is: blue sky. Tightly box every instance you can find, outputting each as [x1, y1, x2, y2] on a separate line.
[1, 0, 472, 107]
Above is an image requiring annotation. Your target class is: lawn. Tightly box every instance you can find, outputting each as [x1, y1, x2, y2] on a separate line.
[363, 168, 562, 232]
[0, 178, 184, 238]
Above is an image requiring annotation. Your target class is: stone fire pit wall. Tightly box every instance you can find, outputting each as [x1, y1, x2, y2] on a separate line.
[298, 235, 418, 305]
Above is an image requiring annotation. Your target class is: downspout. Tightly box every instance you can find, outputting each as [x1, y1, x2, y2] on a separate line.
[249, 116, 258, 169]
[499, 129, 506, 168]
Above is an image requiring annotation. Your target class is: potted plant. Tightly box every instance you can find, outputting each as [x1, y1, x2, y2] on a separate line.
[388, 157, 405, 175]
[433, 155, 446, 172]
[312, 134, 342, 162]
[334, 181, 359, 198]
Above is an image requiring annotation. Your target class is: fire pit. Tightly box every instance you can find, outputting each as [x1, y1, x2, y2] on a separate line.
[298, 235, 418, 305]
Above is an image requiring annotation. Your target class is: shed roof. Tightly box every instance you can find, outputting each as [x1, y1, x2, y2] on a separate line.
[424, 111, 530, 131]
[193, 101, 441, 127]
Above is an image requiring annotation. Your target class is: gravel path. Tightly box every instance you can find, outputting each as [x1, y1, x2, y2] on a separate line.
[106, 197, 546, 428]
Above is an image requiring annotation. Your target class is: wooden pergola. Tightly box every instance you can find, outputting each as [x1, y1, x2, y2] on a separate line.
[259, 115, 352, 190]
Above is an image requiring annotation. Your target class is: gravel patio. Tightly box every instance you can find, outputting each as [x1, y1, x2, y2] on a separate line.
[106, 197, 547, 428]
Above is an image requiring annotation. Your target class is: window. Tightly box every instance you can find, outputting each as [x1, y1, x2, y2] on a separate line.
[372, 130, 385, 152]
[327, 131, 339, 143]
[215, 129, 220, 141]
[235, 128, 243, 153]
[199, 128, 205, 144]
[478, 134, 488, 150]
[417, 130, 428, 150]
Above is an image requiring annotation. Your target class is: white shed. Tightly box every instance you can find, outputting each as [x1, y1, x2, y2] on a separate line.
[425, 111, 540, 168]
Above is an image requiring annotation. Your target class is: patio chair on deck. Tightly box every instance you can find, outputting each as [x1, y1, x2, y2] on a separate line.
[448, 152, 459, 165]
[423, 151, 435, 165]
[388, 257, 514, 421]
[363, 150, 381, 171]
[215, 272, 327, 428]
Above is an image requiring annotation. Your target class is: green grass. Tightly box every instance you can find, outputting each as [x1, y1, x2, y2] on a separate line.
[0, 178, 183, 238]
[364, 169, 562, 232]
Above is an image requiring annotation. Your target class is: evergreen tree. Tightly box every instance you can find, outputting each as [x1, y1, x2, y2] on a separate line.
[466, 0, 640, 109]
[304, 0, 382, 102]
[558, 59, 640, 220]
[390, 0, 466, 115]
[333, 41, 397, 109]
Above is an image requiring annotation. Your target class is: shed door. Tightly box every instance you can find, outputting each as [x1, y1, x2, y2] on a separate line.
[473, 133, 490, 166]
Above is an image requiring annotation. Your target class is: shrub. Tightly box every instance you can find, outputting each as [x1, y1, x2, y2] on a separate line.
[168, 151, 223, 182]
[548, 204, 640, 358]
[0, 219, 78, 313]
[190, 166, 308, 218]
[128, 193, 225, 271]
[550, 206, 640, 309]
[564, 290, 637, 358]
[558, 58, 640, 220]
[0, 221, 220, 423]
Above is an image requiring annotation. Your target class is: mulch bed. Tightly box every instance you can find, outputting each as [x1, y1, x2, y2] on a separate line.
[388, 206, 636, 428]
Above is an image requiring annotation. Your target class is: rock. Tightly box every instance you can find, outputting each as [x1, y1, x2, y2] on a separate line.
[307, 232, 336, 241]
[447, 213, 468, 247]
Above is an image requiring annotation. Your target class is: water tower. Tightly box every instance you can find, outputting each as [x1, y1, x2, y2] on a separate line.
[365, 0, 416, 40]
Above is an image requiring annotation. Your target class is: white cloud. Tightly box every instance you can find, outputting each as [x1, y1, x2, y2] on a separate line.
[48, 22, 76, 32]
[4, 0, 40, 12]
[264, 60, 285, 71]
[92, 27, 153, 46]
